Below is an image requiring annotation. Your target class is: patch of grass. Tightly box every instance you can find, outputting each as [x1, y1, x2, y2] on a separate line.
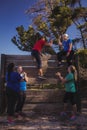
[42, 83, 64, 89]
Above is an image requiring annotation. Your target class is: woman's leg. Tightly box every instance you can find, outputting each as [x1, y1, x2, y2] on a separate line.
[63, 103, 68, 112]
[57, 50, 66, 66]
[32, 50, 43, 76]
[61, 92, 69, 115]
[19, 91, 26, 112]
[66, 50, 74, 66]
[15, 93, 21, 113]
[72, 104, 77, 115]
[57, 50, 64, 64]
[6, 87, 18, 122]
[70, 93, 77, 120]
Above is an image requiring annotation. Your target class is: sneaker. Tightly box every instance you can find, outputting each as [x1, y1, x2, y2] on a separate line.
[14, 112, 23, 119]
[70, 115, 76, 121]
[38, 76, 47, 80]
[19, 111, 27, 117]
[14, 112, 19, 118]
[7, 119, 15, 125]
[60, 112, 67, 116]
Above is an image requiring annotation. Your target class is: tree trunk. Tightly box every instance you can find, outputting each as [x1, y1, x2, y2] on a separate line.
[79, 28, 86, 49]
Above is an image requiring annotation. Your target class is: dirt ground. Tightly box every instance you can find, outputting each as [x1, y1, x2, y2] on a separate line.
[0, 109, 87, 130]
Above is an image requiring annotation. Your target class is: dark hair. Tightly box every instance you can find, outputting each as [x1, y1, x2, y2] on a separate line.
[35, 33, 42, 41]
[35, 33, 47, 41]
[42, 35, 47, 42]
[7, 63, 15, 81]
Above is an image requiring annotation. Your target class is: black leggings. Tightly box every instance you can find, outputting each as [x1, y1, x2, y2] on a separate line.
[57, 50, 74, 66]
[31, 50, 42, 69]
[6, 87, 19, 116]
[15, 91, 26, 113]
[63, 92, 77, 105]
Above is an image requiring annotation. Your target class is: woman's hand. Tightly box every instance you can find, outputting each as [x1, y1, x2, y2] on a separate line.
[23, 72, 28, 82]
[59, 35, 62, 40]
[66, 52, 70, 57]
[56, 72, 61, 77]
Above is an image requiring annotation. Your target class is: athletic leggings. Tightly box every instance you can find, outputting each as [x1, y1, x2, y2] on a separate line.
[6, 87, 19, 116]
[57, 50, 74, 66]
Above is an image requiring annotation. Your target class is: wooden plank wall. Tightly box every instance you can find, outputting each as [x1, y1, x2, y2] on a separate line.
[0, 54, 7, 113]
[0, 54, 66, 113]
[4, 54, 66, 85]
[0, 54, 86, 114]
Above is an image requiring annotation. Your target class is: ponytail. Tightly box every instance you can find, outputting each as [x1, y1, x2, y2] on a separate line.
[70, 65, 77, 82]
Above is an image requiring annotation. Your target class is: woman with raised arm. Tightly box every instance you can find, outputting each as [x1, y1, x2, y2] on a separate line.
[56, 65, 77, 120]
[31, 34, 53, 79]
[57, 34, 74, 67]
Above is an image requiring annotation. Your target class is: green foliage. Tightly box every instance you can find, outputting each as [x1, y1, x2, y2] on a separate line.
[12, 0, 87, 52]
[33, 15, 51, 37]
[72, 7, 86, 19]
[41, 83, 64, 89]
[11, 25, 39, 51]
[76, 49, 87, 68]
[11, 25, 55, 54]
[50, 6, 72, 34]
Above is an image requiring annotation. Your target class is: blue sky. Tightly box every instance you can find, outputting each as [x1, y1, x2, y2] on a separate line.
[0, 0, 36, 54]
[0, 0, 87, 55]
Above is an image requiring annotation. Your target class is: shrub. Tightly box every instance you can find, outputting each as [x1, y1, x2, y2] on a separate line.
[76, 49, 87, 68]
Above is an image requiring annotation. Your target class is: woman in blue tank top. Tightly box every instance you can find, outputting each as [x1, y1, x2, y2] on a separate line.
[15, 65, 28, 116]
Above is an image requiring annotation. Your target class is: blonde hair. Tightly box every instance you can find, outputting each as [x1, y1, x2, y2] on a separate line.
[70, 65, 77, 81]
[63, 34, 69, 38]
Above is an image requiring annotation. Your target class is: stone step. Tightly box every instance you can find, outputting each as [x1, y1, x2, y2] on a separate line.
[81, 98, 87, 108]
[23, 89, 64, 114]
[25, 96, 63, 103]
[23, 103, 63, 115]
[22, 64, 67, 78]
[25, 89, 64, 103]
[23, 89, 82, 114]
[26, 89, 64, 95]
